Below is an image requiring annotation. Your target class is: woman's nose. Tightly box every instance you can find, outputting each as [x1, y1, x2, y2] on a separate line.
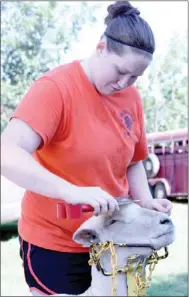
[117, 76, 128, 89]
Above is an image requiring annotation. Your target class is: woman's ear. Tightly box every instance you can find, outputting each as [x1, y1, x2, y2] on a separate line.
[96, 40, 106, 55]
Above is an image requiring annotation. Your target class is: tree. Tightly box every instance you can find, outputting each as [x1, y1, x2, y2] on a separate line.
[1, 1, 99, 131]
[136, 32, 187, 133]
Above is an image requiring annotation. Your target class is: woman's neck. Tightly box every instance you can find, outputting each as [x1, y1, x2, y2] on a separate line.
[80, 54, 96, 86]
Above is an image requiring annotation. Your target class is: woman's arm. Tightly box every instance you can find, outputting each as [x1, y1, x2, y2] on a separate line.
[1, 118, 74, 199]
[1, 118, 118, 214]
[127, 161, 152, 205]
[127, 161, 173, 214]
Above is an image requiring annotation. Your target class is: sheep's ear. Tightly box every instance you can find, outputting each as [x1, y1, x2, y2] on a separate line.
[73, 214, 105, 247]
[73, 228, 100, 247]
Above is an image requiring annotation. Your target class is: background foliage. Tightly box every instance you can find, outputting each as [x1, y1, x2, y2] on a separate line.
[1, 2, 187, 133]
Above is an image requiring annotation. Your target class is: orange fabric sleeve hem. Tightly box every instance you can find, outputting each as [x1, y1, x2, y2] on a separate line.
[9, 77, 64, 149]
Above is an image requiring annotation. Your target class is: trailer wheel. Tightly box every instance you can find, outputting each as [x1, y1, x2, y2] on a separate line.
[148, 183, 155, 198]
[154, 182, 167, 199]
[143, 153, 160, 178]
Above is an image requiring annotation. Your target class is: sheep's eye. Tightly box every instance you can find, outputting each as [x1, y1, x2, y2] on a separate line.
[109, 219, 117, 226]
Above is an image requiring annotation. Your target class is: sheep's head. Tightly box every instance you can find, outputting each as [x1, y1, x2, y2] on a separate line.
[73, 199, 175, 254]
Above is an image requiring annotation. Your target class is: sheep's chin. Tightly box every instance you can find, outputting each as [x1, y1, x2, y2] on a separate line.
[149, 230, 175, 250]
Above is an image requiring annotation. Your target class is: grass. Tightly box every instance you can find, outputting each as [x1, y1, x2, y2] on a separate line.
[147, 273, 188, 296]
[1, 237, 29, 296]
[1, 223, 18, 241]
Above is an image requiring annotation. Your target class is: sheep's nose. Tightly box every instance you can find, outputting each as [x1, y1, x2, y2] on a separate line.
[160, 217, 172, 225]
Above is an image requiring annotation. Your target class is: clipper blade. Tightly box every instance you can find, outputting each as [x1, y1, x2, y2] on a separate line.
[116, 196, 140, 205]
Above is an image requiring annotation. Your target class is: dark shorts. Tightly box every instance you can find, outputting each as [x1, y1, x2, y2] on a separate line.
[19, 236, 91, 295]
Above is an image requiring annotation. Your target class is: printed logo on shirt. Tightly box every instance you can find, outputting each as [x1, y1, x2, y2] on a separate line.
[120, 111, 133, 136]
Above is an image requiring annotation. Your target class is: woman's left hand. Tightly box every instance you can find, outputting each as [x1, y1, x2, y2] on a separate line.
[141, 198, 173, 216]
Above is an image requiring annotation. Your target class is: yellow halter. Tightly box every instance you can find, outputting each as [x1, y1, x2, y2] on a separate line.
[88, 241, 168, 296]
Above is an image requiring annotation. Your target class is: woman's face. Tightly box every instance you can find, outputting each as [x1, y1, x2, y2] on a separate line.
[92, 42, 152, 95]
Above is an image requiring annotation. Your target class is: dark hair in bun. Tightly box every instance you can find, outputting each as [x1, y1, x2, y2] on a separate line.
[103, 1, 155, 56]
[105, 0, 140, 24]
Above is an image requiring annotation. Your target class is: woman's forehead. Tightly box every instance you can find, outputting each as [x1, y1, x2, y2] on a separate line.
[112, 53, 151, 75]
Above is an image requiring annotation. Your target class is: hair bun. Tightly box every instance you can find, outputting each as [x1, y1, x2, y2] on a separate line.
[105, 1, 140, 25]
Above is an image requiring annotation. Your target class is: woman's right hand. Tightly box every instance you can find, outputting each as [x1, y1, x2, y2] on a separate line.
[64, 185, 119, 216]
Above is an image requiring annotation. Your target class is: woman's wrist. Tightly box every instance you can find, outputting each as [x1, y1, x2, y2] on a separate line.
[139, 196, 153, 208]
[54, 178, 78, 202]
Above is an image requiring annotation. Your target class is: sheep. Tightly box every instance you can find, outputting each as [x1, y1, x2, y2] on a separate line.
[31, 199, 175, 296]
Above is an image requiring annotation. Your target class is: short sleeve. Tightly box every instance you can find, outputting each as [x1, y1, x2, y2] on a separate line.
[10, 77, 64, 148]
[131, 94, 149, 162]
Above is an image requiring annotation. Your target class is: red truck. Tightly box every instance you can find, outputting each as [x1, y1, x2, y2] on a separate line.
[143, 129, 188, 200]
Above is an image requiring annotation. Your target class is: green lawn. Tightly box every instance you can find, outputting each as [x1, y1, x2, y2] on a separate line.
[147, 273, 188, 296]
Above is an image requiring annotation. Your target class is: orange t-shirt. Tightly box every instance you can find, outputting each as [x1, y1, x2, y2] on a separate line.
[10, 60, 148, 252]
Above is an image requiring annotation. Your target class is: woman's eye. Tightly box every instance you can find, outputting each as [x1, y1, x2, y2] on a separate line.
[118, 70, 125, 76]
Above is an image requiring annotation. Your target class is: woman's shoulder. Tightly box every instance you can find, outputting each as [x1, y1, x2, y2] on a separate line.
[40, 60, 79, 84]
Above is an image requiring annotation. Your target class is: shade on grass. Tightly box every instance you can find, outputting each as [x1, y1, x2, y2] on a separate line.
[147, 273, 188, 296]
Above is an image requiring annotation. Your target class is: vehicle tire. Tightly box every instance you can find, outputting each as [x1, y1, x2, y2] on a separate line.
[143, 153, 160, 178]
[148, 184, 155, 198]
[154, 182, 167, 199]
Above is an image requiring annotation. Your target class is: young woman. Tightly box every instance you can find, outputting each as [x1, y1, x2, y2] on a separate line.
[1, 1, 172, 295]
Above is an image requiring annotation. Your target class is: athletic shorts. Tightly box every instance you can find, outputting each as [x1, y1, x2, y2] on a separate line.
[19, 236, 91, 295]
